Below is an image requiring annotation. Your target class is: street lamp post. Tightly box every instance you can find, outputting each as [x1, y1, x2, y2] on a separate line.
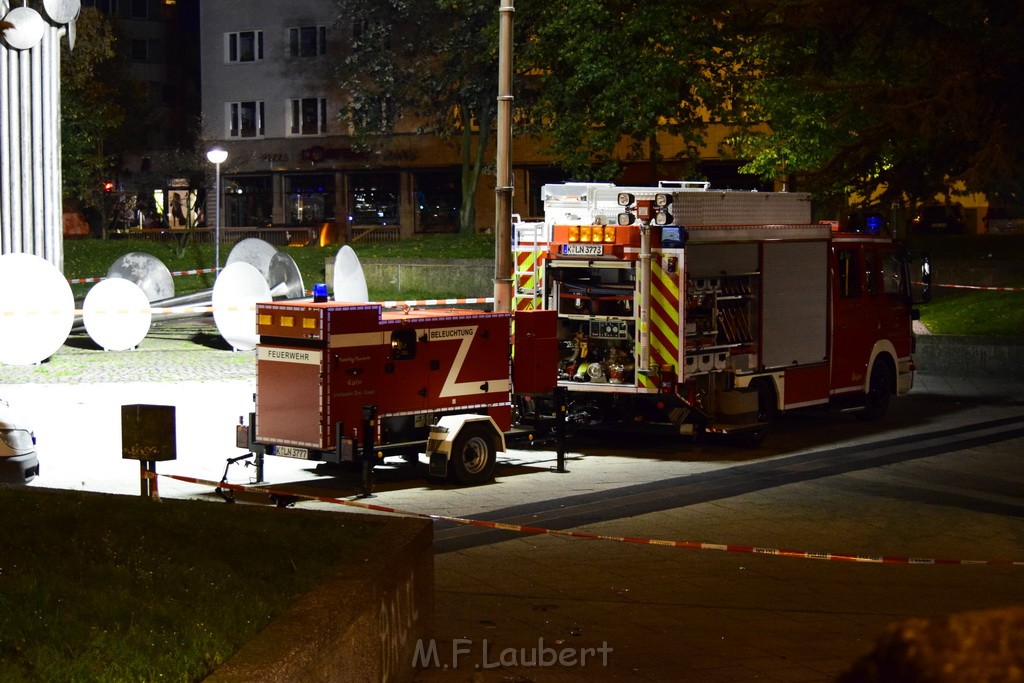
[206, 147, 228, 275]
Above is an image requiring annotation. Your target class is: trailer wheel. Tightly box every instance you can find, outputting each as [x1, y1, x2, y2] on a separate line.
[860, 360, 892, 421]
[449, 423, 497, 486]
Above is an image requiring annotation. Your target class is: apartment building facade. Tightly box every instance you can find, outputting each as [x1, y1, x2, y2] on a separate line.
[201, 0, 552, 238]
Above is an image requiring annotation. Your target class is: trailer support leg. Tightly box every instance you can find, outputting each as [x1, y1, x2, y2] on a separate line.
[553, 387, 568, 473]
[254, 450, 265, 485]
[358, 405, 378, 498]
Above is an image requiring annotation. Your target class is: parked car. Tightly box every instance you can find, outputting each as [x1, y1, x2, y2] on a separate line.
[983, 206, 1024, 234]
[909, 204, 968, 235]
[0, 398, 39, 484]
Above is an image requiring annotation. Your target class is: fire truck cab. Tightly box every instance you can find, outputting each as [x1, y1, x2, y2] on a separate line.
[515, 181, 921, 441]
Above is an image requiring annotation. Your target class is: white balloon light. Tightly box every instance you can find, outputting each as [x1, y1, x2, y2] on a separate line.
[212, 262, 271, 352]
[0, 253, 75, 366]
[333, 245, 369, 302]
[2, 6, 46, 50]
[83, 278, 152, 352]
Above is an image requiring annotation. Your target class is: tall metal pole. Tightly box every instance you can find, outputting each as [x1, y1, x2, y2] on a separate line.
[214, 161, 221, 275]
[493, 0, 514, 312]
[206, 147, 228, 275]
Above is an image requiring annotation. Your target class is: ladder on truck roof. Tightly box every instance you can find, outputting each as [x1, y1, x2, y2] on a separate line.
[512, 216, 548, 311]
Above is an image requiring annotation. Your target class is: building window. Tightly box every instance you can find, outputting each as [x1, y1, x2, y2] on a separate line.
[228, 101, 265, 138]
[413, 170, 460, 234]
[348, 95, 395, 135]
[224, 175, 273, 228]
[289, 98, 328, 136]
[226, 31, 264, 63]
[349, 172, 400, 226]
[130, 0, 148, 19]
[82, 0, 118, 14]
[289, 26, 327, 57]
[285, 174, 335, 224]
[130, 39, 162, 63]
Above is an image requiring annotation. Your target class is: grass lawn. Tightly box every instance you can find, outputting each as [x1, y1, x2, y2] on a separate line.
[918, 290, 1024, 336]
[0, 487, 378, 682]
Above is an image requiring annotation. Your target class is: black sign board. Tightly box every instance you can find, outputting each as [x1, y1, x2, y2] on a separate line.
[121, 404, 177, 461]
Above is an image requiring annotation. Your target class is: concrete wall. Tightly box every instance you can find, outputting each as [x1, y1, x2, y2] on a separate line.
[914, 335, 1024, 379]
[328, 258, 494, 298]
[207, 515, 433, 683]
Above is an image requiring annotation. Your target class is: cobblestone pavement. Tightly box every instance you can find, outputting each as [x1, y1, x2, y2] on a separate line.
[0, 319, 255, 385]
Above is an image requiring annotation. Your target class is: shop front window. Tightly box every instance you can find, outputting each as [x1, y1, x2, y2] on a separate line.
[413, 169, 459, 233]
[224, 175, 273, 228]
[286, 174, 335, 225]
[349, 172, 399, 225]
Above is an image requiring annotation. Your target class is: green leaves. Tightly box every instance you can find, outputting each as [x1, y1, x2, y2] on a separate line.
[60, 9, 152, 214]
[733, 0, 1024, 207]
[518, 0, 746, 179]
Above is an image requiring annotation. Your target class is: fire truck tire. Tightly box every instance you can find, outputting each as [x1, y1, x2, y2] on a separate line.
[449, 423, 498, 486]
[860, 359, 893, 421]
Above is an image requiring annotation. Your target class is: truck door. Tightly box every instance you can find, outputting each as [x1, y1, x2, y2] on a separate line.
[830, 245, 873, 393]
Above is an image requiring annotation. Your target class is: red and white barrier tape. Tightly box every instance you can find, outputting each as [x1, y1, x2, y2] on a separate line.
[68, 268, 217, 284]
[153, 472, 1024, 567]
[914, 281, 1024, 292]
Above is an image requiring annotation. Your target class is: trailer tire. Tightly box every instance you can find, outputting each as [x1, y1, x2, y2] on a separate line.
[449, 423, 497, 486]
[860, 359, 893, 422]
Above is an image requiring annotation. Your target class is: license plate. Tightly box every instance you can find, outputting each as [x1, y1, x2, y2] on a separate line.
[274, 445, 309, 459]
[561, 244, 604, 256]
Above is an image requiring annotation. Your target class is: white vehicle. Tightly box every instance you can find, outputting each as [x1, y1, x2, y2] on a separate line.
[0, 398, 38, 484]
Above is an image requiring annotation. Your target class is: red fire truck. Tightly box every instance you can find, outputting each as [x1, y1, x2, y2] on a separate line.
[238, 181, 928, 488]
[515, 181, 927, 444]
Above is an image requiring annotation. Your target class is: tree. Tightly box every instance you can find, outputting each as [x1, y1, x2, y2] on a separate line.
[335, 0, 503, 235]
[730, 0, 1024, 211]
[61, 8, 152, 236]
[517, 0, 748, 181]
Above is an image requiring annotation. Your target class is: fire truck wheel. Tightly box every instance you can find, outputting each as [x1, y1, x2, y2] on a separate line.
[860, 360, 893, 421]
[449, 423, 498, 486]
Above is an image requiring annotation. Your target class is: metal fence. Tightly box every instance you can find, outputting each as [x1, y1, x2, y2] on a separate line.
[350, 226, 401, 243]
[111, 227, 320, 247]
